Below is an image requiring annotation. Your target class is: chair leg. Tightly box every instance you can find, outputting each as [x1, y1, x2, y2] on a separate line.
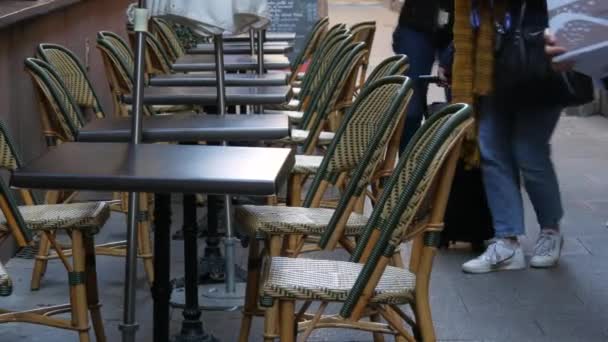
[70, 230, 92, 342]
[279, 300, 296, 342]
[84, 234, 106, 342]
[370, 313, 385, 342]
[265, 236, 284, 340]
[31, 232, 51, 290]
[239, 238, 261, 342]
[287, 174, 302, 207]
[138, 193, 154, 284]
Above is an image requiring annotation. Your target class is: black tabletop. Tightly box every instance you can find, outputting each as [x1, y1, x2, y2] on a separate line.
[11, 143, 294, 195]
[77, 114, 290, 142]
[187, 43, 294, 55]
[172, 55, 290, 72]
[148, 72, 289, 87]
[123, 85, 291, 106]
[222, 32, 296, 42]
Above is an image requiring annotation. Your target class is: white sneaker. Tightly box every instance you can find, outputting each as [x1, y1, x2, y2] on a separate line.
[462, 239, 527, 274]
[530, 230, 563, 268]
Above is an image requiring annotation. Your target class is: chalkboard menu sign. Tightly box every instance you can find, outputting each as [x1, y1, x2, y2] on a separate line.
[268, 0, 319, 58]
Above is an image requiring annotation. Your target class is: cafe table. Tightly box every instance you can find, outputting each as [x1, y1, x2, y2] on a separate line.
[172, 54, 290, 72]
[122, 85, 291, 106]
[222, 31, 296, 43]
[148, 71, 289, 87]
[11, 142, 295, 342]
[77, 114, 290, 143]
[187, 42, 294, 55]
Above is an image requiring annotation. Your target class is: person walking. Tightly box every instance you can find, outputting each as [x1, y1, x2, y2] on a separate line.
[454, 0, 567, 274]
[392, 0, 454, 151]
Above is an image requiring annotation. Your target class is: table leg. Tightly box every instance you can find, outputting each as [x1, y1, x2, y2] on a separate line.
[175, 194, 217, 342]
[201, 195, 224, 281]
[153, 193, 171, 342]
[120, 192, 141, 342]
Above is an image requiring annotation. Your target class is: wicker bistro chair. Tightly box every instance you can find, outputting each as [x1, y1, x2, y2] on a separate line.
[350, 21, 377, 91]
[24, 57, 155, 288]
[259, 104, 474, 342]
[268, 24, 348, 112]
[287, 41, 368, 155]
[0, 121, 108, 342]
[0, 261, 11, 296]
[36, 44, 105, 119]
[150, 16, 329, 83]
[235, 76, 413, 341]
[149, 17, 186, 62]
[96, 31, 198, 117]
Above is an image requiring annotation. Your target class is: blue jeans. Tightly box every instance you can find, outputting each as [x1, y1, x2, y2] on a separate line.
[479, 97, 564, 238]
[393, 25, 450, 152]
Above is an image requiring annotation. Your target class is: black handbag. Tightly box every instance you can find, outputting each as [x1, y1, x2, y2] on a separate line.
[493, 0, 595, 108]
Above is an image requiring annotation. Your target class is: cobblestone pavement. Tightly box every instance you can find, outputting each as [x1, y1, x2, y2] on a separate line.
[2, 1, 608, 341]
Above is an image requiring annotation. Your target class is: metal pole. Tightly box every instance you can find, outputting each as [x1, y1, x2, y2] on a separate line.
[249, 28, 255, 56]
[121, 1, 146, 341]
[213, 35, 237, 293]
[256, 28, 265, 114]
[257, 29, 265, 75]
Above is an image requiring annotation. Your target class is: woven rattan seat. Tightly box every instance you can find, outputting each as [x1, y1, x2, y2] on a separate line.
[267, 98, 300, 111]
[288, 129, 334, 145]
[236, 205, 368, 236]
[0, 202, 110, 232]
[264, 109, 304, 123]
[292, 155, 324, 174]
[261, 257, 415, 304]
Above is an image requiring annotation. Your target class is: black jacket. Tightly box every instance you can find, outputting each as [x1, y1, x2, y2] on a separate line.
[398, 0, 454, 33]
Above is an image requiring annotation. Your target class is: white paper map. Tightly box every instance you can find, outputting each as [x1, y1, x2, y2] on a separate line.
[548, 0, 608, 79]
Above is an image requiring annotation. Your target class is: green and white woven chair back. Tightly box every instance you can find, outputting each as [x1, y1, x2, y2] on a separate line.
[299, 24, 348, 98]
[97, 31, 154, 116]
[314, 76, 413, 247]
[300, 41, 368, 147]
[0, 122, 33, 242]
[297, 33, 352, 124]
[365, 55, 409, 87]
[144, 31, 173, 74]
[350, 21, 376, 51]
[25, 58, 85, 141]
[339, 104, 472, 319]
[37, 44, 105, 119]
[151, 17, 186, 59]
[290, 17, 329, 70]
[385, 104, 472, 245]
[0, 122, 22, 171]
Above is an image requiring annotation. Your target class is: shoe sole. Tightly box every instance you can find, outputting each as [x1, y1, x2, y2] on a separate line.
[530, 237, 564, 268]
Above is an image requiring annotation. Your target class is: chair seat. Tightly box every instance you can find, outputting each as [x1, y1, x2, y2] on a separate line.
[261, 257, 415, 304]
[235, 205, 368, 236]
[266, 98, 300, 111]
[286, 129, 334, 145]
[0, 202, 110, 233]
[292, 155, 324, 174]
[264, 109, 304, 124]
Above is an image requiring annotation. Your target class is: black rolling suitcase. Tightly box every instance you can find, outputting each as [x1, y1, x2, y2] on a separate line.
[420, 76, 495, 251]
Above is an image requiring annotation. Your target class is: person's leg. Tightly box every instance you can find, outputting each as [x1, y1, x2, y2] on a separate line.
[478, 97, 525, 238]
[393, 25, 436, 152]
[512, 105, 564, 268]
[512, 105, 564, 230]
[462, 97, 526, 273]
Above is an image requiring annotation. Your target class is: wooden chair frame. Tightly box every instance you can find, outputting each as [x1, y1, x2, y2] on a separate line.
[269, 105, 474, 342]
[238, 76, 414, 342]
[24, 58, 154, 288]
